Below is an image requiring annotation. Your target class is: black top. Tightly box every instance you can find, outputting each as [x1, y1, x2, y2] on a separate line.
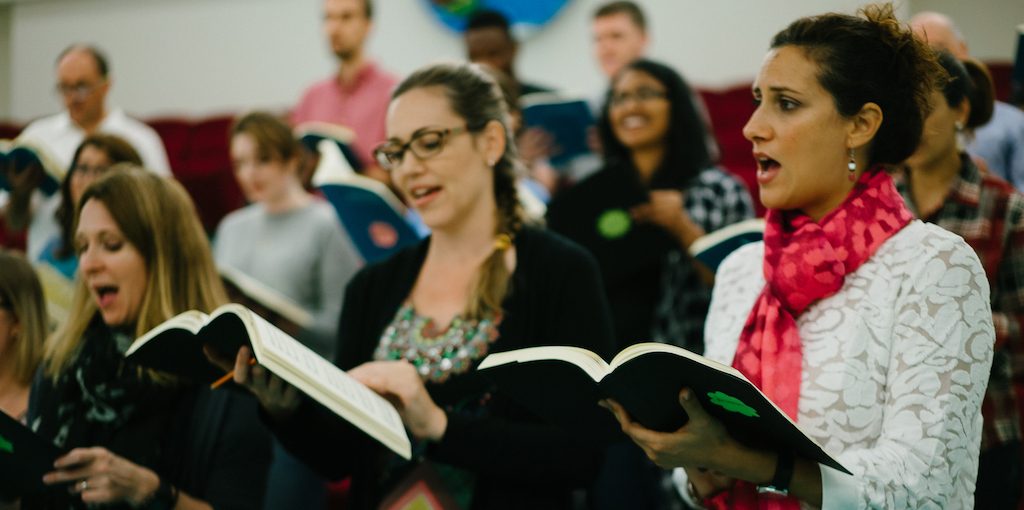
[547, 165, 677, 349]
[269, 226, 615, 509]
[25, 319, 271, 510]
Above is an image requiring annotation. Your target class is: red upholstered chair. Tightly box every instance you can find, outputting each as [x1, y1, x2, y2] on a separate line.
[181, 116, 245, 233]
[0, 121, 22, 141]
[0, 121, 27, 251]
[148, 115, 245, 234]
[0, 216, 27, 253]
[148, 118, 192, 176]
[699, 84, 762, 216]
[987, 61, 1012, 103]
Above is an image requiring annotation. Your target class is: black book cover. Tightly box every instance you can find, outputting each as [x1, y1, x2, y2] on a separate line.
[0, 410, 64, 498]
[479, 348, 849, 474]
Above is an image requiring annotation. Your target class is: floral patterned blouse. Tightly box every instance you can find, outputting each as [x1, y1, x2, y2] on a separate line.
[677, 220, 994, 509]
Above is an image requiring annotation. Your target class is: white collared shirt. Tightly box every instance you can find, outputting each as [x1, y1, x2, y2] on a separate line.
[20, 108, 170, 176]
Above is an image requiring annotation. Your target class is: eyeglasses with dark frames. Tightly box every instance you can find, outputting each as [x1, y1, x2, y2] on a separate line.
[609, 87, 668, 107]
[55, 80, 105, 100]
[73, 163, 110, 177]
[373, 126, 469, 171]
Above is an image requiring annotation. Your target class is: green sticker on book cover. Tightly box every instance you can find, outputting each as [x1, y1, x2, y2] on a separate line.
[597, 209, 631, 239]
[0, 434, 11, 453]
[707, 391, 759, 417]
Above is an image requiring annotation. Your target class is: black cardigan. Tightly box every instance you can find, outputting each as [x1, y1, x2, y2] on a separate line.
[270, 226, 615, 509]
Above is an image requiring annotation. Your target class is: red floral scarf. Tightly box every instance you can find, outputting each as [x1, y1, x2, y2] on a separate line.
[706, 168, 913, 509]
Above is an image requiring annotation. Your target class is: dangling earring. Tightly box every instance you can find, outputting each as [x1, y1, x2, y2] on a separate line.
[955, 121, 967, 151]
[847, 148, 857, 182]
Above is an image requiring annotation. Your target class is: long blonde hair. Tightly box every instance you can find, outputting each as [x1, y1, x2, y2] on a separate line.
[44, 166, 227, 378]
[0, 250, 47, 385]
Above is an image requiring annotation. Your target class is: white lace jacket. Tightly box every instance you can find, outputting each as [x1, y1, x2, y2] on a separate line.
[677, 220, 994, 509]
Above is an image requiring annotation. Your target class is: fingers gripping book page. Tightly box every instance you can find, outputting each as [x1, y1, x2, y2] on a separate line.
[245, 311, 411, 459]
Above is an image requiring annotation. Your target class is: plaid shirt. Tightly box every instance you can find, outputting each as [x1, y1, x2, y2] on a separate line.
[896, 155, 1024, 449]
[652, 167, 754, 354]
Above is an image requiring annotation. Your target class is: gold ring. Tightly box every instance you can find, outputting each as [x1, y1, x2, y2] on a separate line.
[78, 479, 89, 491]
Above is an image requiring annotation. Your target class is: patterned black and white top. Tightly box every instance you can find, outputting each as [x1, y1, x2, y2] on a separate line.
[651, 166, 754, 354]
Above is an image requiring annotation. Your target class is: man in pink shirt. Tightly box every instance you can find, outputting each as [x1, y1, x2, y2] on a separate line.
[291, 0, 397, 183]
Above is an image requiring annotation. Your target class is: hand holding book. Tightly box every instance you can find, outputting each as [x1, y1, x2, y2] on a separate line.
[0, 137, 64, 196]
[603, 390, 749, 499]
[126, 304, 412, 459]
[476, 343, 848, 474]
[602, 387, 743, 470]
[605, 388, 823, 505]
[204, 346, 301, 421]
[206, 347, 448, 442]
[348, 361, 448, 442]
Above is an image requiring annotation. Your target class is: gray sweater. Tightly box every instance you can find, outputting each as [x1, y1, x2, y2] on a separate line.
[214, 200, 362, 358]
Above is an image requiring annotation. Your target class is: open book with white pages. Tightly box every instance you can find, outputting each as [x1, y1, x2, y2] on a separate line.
[124, 303, 411, 460]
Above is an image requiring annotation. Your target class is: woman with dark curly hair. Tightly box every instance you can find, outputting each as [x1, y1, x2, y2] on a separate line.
[606, 5, 994, 509]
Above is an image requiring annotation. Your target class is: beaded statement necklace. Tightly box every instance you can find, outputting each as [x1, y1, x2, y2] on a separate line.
[374, 304, 502, 384]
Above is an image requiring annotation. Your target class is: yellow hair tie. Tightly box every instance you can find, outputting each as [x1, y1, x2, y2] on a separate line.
[493, 233, 513, 251]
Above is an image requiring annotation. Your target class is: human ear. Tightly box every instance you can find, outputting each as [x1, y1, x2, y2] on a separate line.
[954, 98, 971, 128]
[480, 119, 507, 166]
[847, 102, 883, 149]
[285, 154, 303, 176]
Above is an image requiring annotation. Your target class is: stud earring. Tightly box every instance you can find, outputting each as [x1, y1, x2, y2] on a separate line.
[955, 121, 964, 133]
[847, 148, 856, 182]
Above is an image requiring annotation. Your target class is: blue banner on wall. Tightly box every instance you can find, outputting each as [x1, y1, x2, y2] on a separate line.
[424, 0, 571, 38]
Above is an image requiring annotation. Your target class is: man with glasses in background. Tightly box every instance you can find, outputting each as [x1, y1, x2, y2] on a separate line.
[20, 44, 170, 174]
[5, 44, 169, 260]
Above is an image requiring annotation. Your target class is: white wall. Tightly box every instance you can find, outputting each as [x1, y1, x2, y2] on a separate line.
[0, 4, 11, 118]
[3, 0, 1020, 122]
[909, 0, 1024, 62]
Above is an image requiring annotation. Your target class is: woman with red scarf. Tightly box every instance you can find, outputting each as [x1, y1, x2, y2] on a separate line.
[605, 5, 995, 509]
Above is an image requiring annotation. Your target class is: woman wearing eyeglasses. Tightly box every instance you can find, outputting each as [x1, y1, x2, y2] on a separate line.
[214, 62, 614, 509]
[37, 134, 143, 280]
[546, 58, 754, 510]
[548, 59, 753, 357]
